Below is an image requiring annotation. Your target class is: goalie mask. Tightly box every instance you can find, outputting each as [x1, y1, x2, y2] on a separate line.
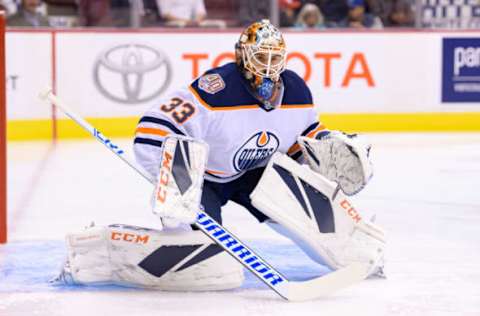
[235, 19, 286, 106]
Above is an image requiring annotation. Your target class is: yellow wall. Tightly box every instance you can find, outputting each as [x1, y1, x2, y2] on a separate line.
[7, 112, 480, 141]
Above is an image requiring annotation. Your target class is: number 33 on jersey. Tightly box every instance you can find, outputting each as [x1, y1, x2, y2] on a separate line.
[160, 97, 195, 124]
[133, 62, 326, 183]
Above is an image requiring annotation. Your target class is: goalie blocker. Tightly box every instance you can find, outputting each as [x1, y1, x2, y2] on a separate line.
[152, 136, 208, 230]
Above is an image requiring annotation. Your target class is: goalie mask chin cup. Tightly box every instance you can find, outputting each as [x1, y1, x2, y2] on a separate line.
[235, 19, 286, 101]
[256, 77, 275, 100]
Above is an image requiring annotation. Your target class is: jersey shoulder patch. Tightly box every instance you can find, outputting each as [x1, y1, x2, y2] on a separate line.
[198, 73, 226, 94]
[189, 63, 259, 109]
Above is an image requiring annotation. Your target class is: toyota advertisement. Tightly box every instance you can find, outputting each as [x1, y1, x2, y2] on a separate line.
[93, 44, 172, 104]
[6, 31, 480, 122]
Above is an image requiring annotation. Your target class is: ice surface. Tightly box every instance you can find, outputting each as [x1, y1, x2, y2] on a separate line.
[1, 134, 480, 316]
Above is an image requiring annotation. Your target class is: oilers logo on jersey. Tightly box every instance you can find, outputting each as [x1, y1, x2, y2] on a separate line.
[233, 131, 279, 172]
[134, 62, 318, 182]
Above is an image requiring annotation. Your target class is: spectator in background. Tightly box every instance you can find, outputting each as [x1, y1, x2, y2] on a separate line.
[0, 0, 18, 17]
[378, 0, 414, 27]
[238, 0, 270, 27]
[43, 0, 78, 27]
[279, 0, 302, 27]
[77, 0, 112, 26]
[109, 0, 131, 27]
[307, 0, 348, 27]
[339, 0, 382, 28]
[142, 0, 161, 26]
[295, 3, 324, 29]
[157, 0, 206, 27]
[8, 0, 49, 26]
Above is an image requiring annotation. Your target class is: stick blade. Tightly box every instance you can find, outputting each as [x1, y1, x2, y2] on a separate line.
[278, 263, 367, 302]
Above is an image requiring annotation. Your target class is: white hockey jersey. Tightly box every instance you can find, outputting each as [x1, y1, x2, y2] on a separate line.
[134, 63, 326, 183]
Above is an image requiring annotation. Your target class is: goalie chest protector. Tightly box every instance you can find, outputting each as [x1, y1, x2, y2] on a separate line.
[135, 62, 320, 183]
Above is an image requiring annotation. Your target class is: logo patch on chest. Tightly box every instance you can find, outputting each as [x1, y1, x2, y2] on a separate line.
[233, 132, 279, 172]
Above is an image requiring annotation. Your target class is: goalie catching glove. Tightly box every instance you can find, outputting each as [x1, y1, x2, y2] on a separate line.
[152, 136, 208, 230]
[298, 131, 373, 196]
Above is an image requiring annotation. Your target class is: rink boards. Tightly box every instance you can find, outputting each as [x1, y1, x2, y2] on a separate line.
[5, 29, 480, 139]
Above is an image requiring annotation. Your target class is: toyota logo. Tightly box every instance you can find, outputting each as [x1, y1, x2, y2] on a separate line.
[93, 44, 172, 104]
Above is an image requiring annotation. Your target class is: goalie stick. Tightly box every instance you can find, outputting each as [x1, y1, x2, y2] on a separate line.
[39, 88, 367, 301]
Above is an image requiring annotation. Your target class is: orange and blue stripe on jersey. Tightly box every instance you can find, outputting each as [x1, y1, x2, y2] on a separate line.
[304, 122, 328, 138]
[190, 62, 314, 111]
[288, 122, 328, 160]
[134, 116, 186, 148]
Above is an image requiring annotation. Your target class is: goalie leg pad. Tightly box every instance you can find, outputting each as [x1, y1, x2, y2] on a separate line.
[55, 224, 244, 291]
[250, 153, 385, 276]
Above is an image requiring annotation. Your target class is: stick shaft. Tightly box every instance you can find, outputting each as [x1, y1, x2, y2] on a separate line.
[45, 91, 154, 184]
[41, 89, 292, 300]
